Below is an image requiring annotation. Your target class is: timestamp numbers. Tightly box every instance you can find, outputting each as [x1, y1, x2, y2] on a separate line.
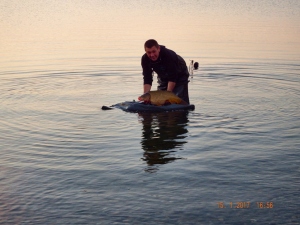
[217, 202, 250, 208]
[256, 202, 274, 208]
[217, 202, 274, 209]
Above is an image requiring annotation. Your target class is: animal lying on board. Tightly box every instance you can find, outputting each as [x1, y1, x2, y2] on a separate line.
[102, 90, 195, 112]
[138, 90, 188, 106]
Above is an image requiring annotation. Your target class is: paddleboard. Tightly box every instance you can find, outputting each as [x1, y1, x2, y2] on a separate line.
[102, 101, 195, 112]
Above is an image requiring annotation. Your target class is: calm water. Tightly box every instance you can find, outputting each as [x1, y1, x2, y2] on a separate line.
[1, 1, 300, 224]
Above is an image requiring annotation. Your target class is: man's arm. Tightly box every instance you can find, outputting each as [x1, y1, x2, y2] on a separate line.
[167, 81, 176, 92]
[141, 55, 153, 93]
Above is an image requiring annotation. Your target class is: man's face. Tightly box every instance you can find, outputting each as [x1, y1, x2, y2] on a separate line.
[145, 46, 160, 61]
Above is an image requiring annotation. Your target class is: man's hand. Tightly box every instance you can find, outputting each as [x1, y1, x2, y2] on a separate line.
[143, 84, 151, 93]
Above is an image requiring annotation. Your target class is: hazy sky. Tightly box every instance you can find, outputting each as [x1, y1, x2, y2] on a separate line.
[1, 0, 299, 61]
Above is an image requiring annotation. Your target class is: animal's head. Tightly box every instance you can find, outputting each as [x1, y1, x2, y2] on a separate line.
[138, 92, 151, 101]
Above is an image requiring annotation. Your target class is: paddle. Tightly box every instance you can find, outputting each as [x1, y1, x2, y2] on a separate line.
[101, 105, 114, 110]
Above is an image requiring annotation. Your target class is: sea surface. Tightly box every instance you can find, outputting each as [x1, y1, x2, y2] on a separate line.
[0, 0, 300, 224]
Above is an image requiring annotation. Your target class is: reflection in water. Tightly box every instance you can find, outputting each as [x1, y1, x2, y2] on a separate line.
[139, 111, 189, 172]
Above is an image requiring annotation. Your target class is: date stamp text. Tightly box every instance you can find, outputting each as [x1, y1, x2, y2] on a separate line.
[217, 202, 274, 209]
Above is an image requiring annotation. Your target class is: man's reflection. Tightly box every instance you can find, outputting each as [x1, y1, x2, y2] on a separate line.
[138, 111, 189, 172]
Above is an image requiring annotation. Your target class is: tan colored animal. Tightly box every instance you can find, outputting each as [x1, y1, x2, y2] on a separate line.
[138, 90, 188, 106]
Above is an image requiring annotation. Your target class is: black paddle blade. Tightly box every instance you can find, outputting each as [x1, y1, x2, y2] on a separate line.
[101, 106, 113, 110]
